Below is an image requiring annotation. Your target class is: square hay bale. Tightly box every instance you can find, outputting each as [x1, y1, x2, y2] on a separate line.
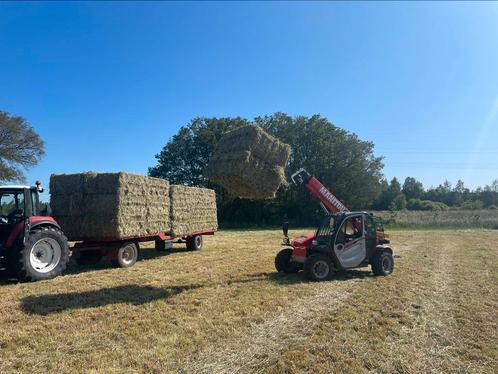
[50, 172, 170, 240]
[169, 185, 218, 237]
[204, 125, 291, 199]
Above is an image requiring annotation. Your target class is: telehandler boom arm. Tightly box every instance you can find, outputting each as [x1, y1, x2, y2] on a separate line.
[289, 168, 349, 214]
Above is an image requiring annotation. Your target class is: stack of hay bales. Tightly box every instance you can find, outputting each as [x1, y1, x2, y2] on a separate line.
[204, 125, 291, 199]
[169, 185, 218, 237]
[50, 172, 170, 240]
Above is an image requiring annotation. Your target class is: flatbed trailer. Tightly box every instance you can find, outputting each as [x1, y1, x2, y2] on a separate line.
[70, 229, 216, 268]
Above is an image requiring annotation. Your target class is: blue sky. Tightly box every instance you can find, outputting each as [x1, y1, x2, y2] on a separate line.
[1, 1, 497, 195]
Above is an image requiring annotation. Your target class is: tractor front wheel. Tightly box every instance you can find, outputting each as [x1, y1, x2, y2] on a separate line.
[304, 254, 334, 281]
[275, 248, 300, 273]
[11, 227, 69, 282]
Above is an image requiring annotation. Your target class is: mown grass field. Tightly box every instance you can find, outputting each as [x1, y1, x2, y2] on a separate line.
[0, 229, 497, 373]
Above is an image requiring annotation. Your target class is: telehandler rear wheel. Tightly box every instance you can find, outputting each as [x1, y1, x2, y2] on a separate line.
[275, 248, 300, 273]
[371, 250, 394, 276]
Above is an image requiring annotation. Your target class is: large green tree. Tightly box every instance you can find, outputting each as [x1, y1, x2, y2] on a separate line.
[149, 113, 385, 226]
[402, 177, 424, 200]
[0, 111, 45, 182]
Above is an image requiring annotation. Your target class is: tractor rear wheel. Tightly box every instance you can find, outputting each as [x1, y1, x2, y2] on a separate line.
[304, 254, 334, 281]
[186, 235, 203, 251]
[10, 227, 69, 282]
[275, 248, 300, 273]
[371, 250, 394, 276]
[111, 242, 139, 268]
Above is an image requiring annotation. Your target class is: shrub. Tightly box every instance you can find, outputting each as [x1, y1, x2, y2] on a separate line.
[407, 199, 448, 211]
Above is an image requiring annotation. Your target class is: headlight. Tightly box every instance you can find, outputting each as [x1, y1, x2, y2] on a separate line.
[312, 240, 318, 246]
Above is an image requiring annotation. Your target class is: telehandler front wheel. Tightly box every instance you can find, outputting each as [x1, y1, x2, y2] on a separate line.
[304, 254, 334, 281]
[275, 248, 300, 273]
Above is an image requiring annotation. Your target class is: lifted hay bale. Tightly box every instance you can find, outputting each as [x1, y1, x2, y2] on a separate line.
[50, 172, 170, 240]
[169, 185, 218, 237]
[204, 126, 291, 199]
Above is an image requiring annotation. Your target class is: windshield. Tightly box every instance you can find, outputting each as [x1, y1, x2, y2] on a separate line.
[315, 214, 340, 243]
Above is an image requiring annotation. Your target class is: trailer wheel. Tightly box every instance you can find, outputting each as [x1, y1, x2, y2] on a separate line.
[186, 235, 203, 251]
[10, 227, 69, 282]
[304, 254, 334, 281]
[275, 248, 300, 273]
[111, 242, 138, 268]
[75, 251, 103, 266]
[371, 250, 394, 276]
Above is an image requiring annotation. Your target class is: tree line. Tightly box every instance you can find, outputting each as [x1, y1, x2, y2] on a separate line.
[149, 113, 497, 227]
[374, 176, 498, 212]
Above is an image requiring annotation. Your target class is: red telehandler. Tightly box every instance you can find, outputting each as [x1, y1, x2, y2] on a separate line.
[275, 169, 394, 281]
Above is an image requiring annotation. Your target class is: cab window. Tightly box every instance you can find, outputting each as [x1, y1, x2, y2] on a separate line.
[336, 216, 363, 244]
[0, 192, 24, 219]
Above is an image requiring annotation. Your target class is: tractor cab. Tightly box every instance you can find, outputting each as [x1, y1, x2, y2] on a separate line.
[0, 185, 37, 247]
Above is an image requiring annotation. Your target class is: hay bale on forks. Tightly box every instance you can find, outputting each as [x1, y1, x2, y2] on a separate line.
[204, 125, 291, 199]
[169, 185, 218, 237]
[50, 172, 170, 240]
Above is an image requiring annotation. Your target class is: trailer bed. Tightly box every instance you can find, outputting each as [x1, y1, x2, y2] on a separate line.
[70, 229, 216, 268]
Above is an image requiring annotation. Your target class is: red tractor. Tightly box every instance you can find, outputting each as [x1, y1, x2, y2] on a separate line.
[0, 182, 69, 281]
[275, 169, 394, 281]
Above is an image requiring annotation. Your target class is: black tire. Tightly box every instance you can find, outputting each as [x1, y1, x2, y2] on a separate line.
[75, 251, 103, 266]
[10, 226, 69, 282]
[111, 242, 138, 268]
[275, 248, 300, 273]
[186, 235, 203, 251]
[371, 250, 394, 276]
[304, 254, 334, 281]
